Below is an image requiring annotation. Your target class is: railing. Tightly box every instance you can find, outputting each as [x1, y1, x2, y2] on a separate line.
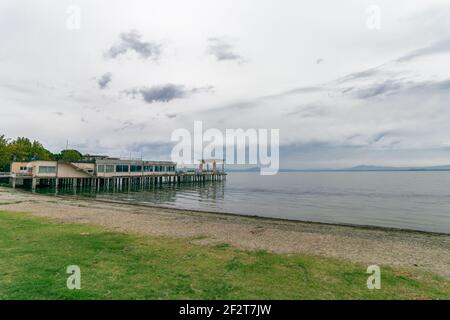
[15, 172, 32, 177]
[0, 172, 13, 178]
[176, 169, 226, 175]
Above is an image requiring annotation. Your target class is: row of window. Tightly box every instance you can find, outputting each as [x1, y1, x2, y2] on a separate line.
[38, 166, 56, 173]
[97, 165, 176, 173]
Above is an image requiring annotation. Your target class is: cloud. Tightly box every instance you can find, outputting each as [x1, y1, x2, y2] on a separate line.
[124, 84, 213, 104]
[127, 142, 175, 159]
[396, 39, 450, 62]
[114, 120, 147, 132]
[344, 78, 450, 99]
[338, 68, 382, 82]
[207, 37, 244, 62]
[106, 30, 161, 60]
[347, 79, 407, 99]
[97, 72, 112, 89]
[125, 84, 187, 103]
[286, 104, 329, 118]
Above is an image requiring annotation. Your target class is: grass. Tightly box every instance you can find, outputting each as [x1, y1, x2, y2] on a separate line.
[0, 211, 448, 300]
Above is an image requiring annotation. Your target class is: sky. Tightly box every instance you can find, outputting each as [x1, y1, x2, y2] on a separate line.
[1, 0, 450, 169]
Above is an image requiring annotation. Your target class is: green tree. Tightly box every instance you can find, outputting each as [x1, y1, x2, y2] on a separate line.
[7, 137, 32, 162]
[30, 141, 53, 161]
[58, 149, 83, 162]
[0, 135, 10, 171]
[7, 137, 52, 162]
[0, 136, 54, 171]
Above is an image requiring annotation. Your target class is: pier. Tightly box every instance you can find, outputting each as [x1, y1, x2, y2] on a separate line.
[4, 158, 226, 192]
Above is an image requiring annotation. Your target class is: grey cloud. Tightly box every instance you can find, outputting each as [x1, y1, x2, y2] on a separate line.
[125, 84, 213, 104]
[207, 37, 244, 62]
[281, 86, 325, 96]
[115, 120, 147, 132]
[191, 85, 215, 94]
[396, 39, 450, 62]
[126, 84, 187, 103]
[286, 105, 329, 118]
[338, 68, 382, 83]
[426, 79, 450, 90]
[97, 72, 112, 89]
[346, 78, 450, 99]
[348, 79, 407, 99]
[370, 132, 390, 144]
[127, 142, 175, 158]
[106, 30, 161, 60]
[335, 40, 450, 85]
[200, 85, 325, 114]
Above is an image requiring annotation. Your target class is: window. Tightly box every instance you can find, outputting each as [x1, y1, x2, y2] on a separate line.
[116, 165, 129, 173]
[130, 165, 142, 172]
[97, 165, 105, 173]
[144, 166, 153, 172]
[105, 165, 115, 173]
[38, 166, 56, 174]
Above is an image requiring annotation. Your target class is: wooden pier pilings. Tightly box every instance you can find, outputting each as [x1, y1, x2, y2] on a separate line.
[8, 172, 226, 192]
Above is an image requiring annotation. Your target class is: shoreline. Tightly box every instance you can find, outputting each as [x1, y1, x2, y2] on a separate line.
[1, 186, 449, 278]
[40, 192, 450, 237]
[7, 186, 450, 237]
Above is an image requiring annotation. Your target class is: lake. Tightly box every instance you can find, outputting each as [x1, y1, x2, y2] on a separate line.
[35, 171, 450, 234]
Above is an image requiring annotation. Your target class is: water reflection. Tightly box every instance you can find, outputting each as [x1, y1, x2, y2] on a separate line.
[11, 172, 450, 234]
[32, 179, 226, 210]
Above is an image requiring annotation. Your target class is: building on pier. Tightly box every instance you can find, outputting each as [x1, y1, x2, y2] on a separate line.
[11, 159, 177, 179]
[8, 158, 226, 190]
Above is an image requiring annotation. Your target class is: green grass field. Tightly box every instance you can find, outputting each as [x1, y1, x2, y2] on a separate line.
[0, 211, 448, 299]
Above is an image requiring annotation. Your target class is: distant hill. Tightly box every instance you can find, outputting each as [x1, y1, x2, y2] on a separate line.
[345, 164, 450, 171]
[225, 164, 450, 173]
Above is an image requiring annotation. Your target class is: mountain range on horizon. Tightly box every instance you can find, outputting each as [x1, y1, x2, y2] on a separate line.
[225, 164, 450, 172]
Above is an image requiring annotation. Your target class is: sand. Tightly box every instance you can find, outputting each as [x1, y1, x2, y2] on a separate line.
[0, 186, 449, 278]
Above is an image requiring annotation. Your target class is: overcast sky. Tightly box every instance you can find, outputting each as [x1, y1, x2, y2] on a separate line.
[1, 0, 450, 168]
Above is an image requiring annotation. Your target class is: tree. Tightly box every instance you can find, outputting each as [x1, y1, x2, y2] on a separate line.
[58, 149, 83, 162]
[0, 135, 53, 171]
[7, 137, 52, 162]
[0, 135, 10, 171]
[30, 141, 53, 161]
[7, 137, 32, 162]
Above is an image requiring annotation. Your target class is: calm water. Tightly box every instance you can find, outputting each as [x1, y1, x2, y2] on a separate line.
[35, 172, 450, 234]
